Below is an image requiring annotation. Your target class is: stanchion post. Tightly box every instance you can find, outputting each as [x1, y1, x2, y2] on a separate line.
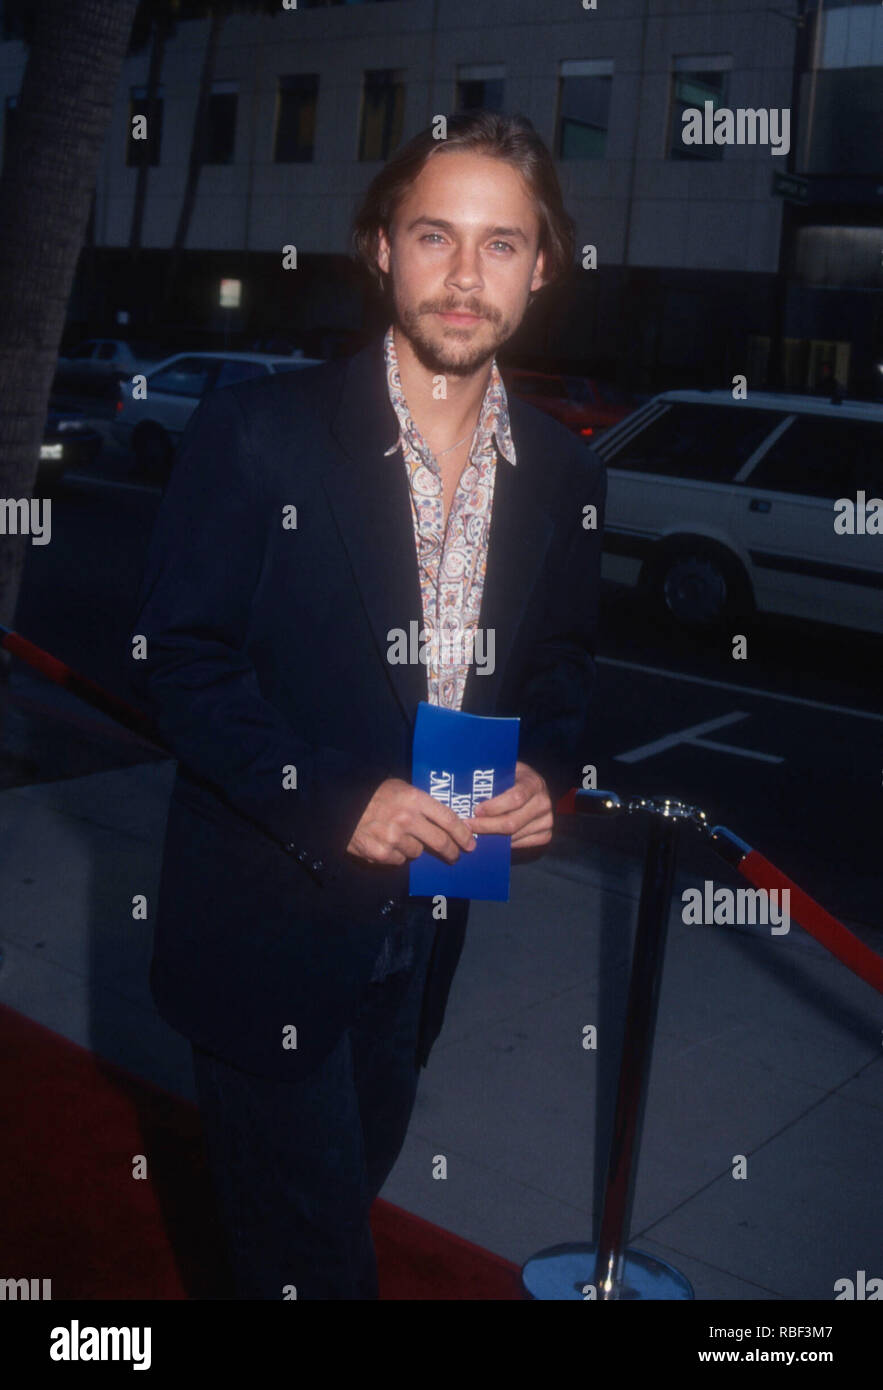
[592, 809, 681, 1297]
[522, 792, 695, 1300]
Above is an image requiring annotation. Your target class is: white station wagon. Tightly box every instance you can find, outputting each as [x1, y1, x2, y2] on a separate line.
[593, 390, 883, 634]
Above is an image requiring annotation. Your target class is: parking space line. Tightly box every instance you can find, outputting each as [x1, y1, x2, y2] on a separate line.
[615, 711, 747, 763]
[614, 711, 783, 764]
[689, 736, 784, 764]
[597, 656, 883, 723]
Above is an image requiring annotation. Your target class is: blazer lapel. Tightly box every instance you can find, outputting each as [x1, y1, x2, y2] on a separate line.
[321, 334, 427, 723]
[462, 401, 555, 716]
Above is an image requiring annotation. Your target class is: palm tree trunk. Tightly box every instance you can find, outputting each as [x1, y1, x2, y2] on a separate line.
[158, 8, 226, 318]
[0, 0, 139, 643]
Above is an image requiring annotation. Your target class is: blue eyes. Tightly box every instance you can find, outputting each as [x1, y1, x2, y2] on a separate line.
[419, 233, 514, 253]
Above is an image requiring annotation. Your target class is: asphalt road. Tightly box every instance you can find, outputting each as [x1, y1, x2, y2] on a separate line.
[11, 435, 883, 938]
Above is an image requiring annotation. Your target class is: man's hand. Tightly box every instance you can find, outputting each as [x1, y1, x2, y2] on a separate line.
[346, 777, 478, 867]
[467, 760, 553, 849]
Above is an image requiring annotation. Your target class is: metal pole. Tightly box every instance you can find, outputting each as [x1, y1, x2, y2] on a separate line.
[593, 810, 680, 1297]
[522, 792, 695, 1300]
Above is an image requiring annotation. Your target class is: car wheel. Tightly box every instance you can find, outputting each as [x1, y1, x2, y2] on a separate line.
[646, 543, 753, 632]
[132, 423, 172, 481]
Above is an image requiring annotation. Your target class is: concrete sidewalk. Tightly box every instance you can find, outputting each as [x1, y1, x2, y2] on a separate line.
[1, 753, 880, 1300]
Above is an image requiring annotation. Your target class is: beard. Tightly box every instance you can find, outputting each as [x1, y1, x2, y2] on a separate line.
[393, 289, 519, 378]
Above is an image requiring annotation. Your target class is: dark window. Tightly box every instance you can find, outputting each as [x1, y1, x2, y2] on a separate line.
[557, 74, 612, 159]
[67, 342, 96, 361]
[213, 359, 268, 389]
[149, 357, 216, 398]
[97, 343, 117, 361]
[202, 87, 237, 164]
[669, 69, 728, 161]
[359, 69, 404, 161]
[127, 86, 164, 167]
[747, 417, 883, 500]
[456, 79, 504, 113]
[609, 403, 788, 481]
[274, 74, 318, 163]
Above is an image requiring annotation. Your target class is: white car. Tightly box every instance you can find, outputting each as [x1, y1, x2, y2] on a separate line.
[594, 389, 883, 634]
[59, 338, 160, 379]
[113, 350, 324, 474]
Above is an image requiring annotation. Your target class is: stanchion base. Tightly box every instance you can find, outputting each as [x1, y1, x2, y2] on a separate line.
[521, 1243, 694, 1300]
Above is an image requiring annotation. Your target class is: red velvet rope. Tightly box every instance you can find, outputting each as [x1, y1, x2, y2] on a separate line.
[2, 628, 157, 744]
[555, 787, 883, 996]
[738, 849, 883, 996]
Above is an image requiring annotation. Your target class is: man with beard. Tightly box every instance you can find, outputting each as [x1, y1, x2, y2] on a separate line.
[132, 109, 606, 1299]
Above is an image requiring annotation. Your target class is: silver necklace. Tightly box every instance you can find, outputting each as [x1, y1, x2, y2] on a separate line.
[435, 424, 477, 458]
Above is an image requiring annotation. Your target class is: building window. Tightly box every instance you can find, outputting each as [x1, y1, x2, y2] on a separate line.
[274, 74, 318, 163]
[359, 69, 405, 161]
[127, 85, 164, 167]
[556, 59, 613, 159]
[456, 65, 505, 113]
[201, 81, 238, 164]
[669, 58, 731, 161]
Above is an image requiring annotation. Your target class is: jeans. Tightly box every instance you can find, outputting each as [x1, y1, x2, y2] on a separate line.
[191, 899, 438, 1300]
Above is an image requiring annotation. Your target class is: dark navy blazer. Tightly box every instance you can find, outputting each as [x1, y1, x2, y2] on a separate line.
[131, 331, 606, 1081]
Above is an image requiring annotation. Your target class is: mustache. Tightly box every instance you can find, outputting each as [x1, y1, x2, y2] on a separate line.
[424, 300, 500, 322]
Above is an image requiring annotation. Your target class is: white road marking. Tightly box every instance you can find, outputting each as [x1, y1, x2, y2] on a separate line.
[597, 655, 883, 724]
[688, 736, 784, 764]
[614, 711, 784, 765]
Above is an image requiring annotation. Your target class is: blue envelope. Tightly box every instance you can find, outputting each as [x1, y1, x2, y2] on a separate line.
[408, 700, 520, 902]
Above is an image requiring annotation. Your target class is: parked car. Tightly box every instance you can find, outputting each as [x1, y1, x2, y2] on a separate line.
[593, 389, 883, 633]
[502, 368, 637, 439]
[113, 350, 324, 476]
[57, 338, 162, 389]
[38, 408, 102, 490]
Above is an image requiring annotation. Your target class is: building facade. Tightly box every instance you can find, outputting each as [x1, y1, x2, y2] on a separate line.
[1, 0, 880, 392]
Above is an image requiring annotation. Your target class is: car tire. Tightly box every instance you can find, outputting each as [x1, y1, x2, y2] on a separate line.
[645, 541, 754, 632]
[132, 422, 172, 482]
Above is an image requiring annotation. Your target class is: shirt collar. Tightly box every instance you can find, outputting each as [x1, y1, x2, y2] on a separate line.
[382, 323, 516, 466]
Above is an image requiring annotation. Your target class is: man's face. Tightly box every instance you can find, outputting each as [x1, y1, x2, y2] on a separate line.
[376, 150, 546, 377]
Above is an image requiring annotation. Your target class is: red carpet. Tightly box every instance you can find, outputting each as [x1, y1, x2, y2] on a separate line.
[0, 1004, 523, 1300]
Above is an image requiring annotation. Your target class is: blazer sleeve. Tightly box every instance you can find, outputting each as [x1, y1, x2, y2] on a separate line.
[513, 441, 607, 808]
[130, 385, 391, 887]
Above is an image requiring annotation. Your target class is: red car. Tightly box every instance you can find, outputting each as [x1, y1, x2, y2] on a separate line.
[502, 369, 636, 439]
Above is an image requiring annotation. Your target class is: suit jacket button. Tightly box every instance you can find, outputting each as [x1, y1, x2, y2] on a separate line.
[310, 858, 324, 873]
[380, 899, 396, 917]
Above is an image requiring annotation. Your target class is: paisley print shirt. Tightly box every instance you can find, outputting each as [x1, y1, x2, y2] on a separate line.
[371, 325, 516, 981]
[382, 322, 516, 712]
